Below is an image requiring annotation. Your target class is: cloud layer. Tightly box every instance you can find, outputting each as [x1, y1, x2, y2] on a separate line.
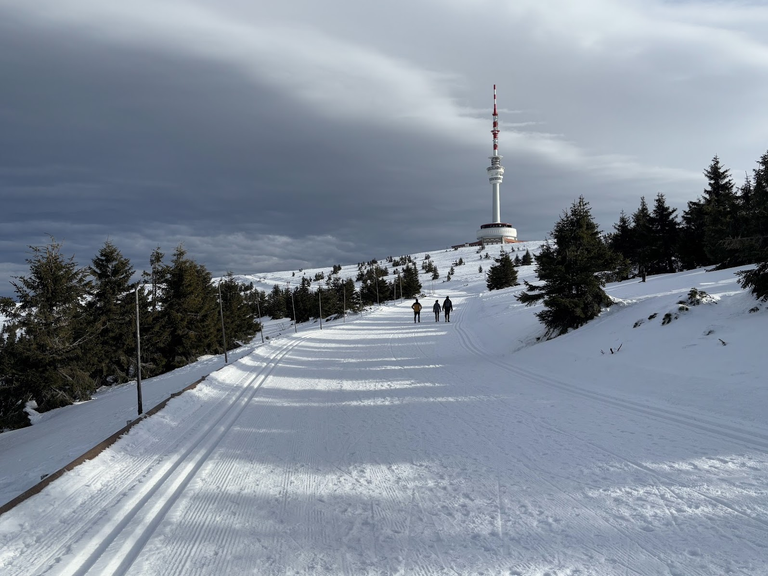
[1, 0, 767, 295]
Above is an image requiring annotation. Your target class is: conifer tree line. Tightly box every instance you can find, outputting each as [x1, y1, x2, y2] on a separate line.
[262, 274, 363, 323]
[0, 241, 424, 430]
[518, 150, 768, 338]
[0, 241, 267, 430]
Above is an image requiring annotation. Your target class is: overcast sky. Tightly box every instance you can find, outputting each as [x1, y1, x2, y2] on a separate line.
[2, 0, 767, 296]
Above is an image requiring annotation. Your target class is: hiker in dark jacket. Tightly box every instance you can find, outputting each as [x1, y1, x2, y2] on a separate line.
[411, 299, 422, 323]
[442, 296, 453, 322]
[433, 300, 441, 322]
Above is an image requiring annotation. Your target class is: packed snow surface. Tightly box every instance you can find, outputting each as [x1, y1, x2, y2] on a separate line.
[2, 241, 768, 575]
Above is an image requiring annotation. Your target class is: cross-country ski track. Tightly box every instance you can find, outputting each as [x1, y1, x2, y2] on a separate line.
[3, 289, 768, 574]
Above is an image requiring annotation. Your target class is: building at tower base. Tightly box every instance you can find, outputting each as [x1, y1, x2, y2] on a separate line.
[476, 222, 518, 244]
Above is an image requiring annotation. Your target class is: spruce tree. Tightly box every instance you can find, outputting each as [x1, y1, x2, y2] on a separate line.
[678, 199, 708, 269]
[359, 266, 392, 305]
[607, 211, 634, 281]
[282, 286, 295, 321]
[750, 152, 768, 251]
[0, 306, 29, 429]
[631, 197, 653, 281]
[521, 250, 533, 266]
[86, 241, 136, 387]
[517, 196, 614, 338]
[218, 272, 259, 348]
[725, 175, 757, 264]
[702, 155, 740, 266]
[145, 247, 164, 312]
[400, 263, 422, 299]
[158, 245, 219, 369]
[343, 278, 363, 313]
[608, 211, 633, 260]
[736, 151, 768, 298]
[486, 252, 519, 291]
[135, 248, 170, 376]
[737, 261, 768, 301]
[1, 238, 92, 415]
[266, 284, 287, 319]
[734, 152, 768, 264]
[323, 275, 350, 317]
[648, 193, 679, 275]
[292, 276, 314, 322]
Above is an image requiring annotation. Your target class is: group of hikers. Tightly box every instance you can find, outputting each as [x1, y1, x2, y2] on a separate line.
[411, 296, 452, 323]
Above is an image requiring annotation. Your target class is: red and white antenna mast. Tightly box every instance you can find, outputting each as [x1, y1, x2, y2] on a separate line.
[487, 84, 505, 223]
[492, 84, 500, 156]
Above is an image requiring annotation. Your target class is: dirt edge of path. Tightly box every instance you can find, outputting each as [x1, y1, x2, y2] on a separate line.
[0, 376, 207, 517]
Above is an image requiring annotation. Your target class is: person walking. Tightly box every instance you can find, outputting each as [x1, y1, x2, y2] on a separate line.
[442, 296, 453, 322]
[432, 299, 441, 322]
[411, 298, 422, 323]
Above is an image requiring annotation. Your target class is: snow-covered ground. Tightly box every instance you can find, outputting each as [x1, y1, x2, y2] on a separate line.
[2, 241, 768, 575]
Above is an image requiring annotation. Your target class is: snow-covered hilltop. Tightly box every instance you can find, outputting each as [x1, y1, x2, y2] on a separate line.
[2, 240, 768, 575]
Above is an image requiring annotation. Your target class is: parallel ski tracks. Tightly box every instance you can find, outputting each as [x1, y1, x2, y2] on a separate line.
[386, 329, 462, 576]
[454, 295, 768, 454]
[451, 296, 768, 544]
[391, 322, 647, 574]
[14, 335, 306, 576]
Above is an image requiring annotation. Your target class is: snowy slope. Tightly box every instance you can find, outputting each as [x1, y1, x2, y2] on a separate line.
[2, 241, 768, 575]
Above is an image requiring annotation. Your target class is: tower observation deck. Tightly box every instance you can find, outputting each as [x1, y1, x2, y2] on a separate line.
[476, 85, 517, 244]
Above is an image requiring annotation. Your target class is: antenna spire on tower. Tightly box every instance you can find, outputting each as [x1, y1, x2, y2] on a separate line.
[492, 84, 500, 156]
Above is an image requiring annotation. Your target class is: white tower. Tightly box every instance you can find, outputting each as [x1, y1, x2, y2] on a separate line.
[477, 85, 517, 243]
[488, 84, 504, 222]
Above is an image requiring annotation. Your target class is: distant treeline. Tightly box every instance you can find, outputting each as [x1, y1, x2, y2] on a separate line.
[604, 153, 768, 280]
[0, 241, 426, 430]
[514, 152, 768, 338]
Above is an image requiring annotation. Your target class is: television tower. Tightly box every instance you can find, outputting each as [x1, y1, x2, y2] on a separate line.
[488, 84, 504, 223]
[476, 85, 517, 243]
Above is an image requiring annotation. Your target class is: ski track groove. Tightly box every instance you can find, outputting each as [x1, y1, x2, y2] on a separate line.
[388, 318, 521, 573]
[455, 292, 768, 458]
[8, 371, 252, 576]
[155, 423, 251, 576]
[156, 381, 269, 576]
[5, 367, 257, 576]
[458, 296, 768, 451]
[500, 384, 768, 561]
[447, 295, 768, 573]
[430, 298, 661, 574]
[90, 336, 306, 576]
[455, 296, 768, 538]
[404, 302, 685, 573]
[26, 335, 306, 576]
[387, 330, 439, 576]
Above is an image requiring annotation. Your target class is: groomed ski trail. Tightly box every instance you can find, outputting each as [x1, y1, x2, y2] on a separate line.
[2, 298, 768, 575]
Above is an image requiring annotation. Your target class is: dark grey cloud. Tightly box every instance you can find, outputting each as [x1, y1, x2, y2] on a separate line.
[2, 1, 767, 296]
